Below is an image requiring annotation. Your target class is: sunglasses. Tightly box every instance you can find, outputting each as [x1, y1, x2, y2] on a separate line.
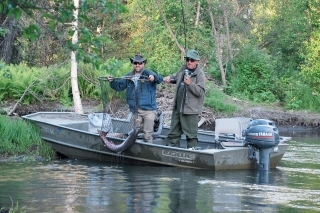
[133, 61, 143, 65]
[185, 58, 196, 62]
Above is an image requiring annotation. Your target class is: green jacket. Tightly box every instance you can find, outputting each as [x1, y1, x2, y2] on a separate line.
[169, 65, 206, 114]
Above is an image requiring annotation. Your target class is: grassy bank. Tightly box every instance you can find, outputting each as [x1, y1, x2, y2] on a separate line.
[0, 115, 55, 161]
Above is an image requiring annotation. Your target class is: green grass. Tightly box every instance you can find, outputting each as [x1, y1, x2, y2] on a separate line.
[1, 202, 27, 213]
[204, 83, 238, 116]
[0, 115, 55, 160]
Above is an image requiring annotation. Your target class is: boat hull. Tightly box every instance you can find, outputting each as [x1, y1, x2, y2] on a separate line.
[22, 112, 290, 170]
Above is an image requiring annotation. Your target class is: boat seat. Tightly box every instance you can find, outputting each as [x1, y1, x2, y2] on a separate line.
[214, 117, 252, 141]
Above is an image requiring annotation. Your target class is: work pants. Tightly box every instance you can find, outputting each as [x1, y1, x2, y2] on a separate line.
[137, 108, 156, 143]
[168, 110, 198, 148]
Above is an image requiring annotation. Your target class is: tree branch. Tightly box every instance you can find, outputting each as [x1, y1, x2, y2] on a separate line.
[8, 81, 37, 116]
[155, 0, 186, 54]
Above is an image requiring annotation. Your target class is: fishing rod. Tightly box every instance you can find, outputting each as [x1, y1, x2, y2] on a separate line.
[98, 75, 151, 82]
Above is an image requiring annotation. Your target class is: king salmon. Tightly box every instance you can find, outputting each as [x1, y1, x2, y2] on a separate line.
[98, 126, 142, 153]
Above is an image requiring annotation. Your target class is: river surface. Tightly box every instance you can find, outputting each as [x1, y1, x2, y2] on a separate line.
[0, 130, 319, 213]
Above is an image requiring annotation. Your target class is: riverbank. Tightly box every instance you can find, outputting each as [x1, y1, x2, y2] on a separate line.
[2, 92, 320, 130]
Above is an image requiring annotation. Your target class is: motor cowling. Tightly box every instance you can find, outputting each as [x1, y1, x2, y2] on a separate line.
[245, 119, 280, 171]
[245, 119, 280, 149]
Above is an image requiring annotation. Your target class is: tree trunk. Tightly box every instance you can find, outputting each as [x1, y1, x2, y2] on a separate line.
[207, 0, 227, 87]
[195, 1, 200, 27]
[0, 17, 17, 64]
[221, 1, 236, 76]
[71, 0, 83, 114]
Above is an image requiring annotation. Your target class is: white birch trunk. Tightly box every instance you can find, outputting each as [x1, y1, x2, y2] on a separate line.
[71, 0, 83, 114]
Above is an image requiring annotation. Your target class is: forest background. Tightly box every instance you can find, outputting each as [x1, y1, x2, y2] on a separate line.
[0, 0, 320, 120]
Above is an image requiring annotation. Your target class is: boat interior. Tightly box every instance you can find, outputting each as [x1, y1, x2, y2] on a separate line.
[58, 112, 254, 150]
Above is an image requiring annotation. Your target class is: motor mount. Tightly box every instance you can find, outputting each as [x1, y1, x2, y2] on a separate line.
[245, 119, 280, 170]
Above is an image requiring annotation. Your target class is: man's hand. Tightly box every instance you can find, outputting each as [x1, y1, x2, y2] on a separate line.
[107, 76, 114, 82]
[164, 76, 171, 83]
[184, 77, 191, 86]
[149, 75, 154, 82]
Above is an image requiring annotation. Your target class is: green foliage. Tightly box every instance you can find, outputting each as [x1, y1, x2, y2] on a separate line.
[23, 24, 41, 42]
[0, 63, 66, 105]
[0, 61, 133, 107]
[0, 115, 55, 159]
[101, 58, 132, 77]
[98, 58, 133, 101]
[0, 202, 26, 213]
[12, 202, 27, 213]
[0, 0, 320, 114]
[284, 80, 320, 112]
[1, 0, 129, 68]
[228, 45, 280, 103]
[0, 63, 44, 103]
[124, 0, 214, 76]
[204, 83, 237, 115]
[0, 27, 8, 36]
[300, 30, 320, 89]
[294, 29, 320, 113]
[251, 0, 311, 74]
[59, 86, 73, 107]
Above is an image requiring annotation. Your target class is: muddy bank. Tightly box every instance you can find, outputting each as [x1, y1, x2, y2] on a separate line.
[1, 85, 320, 130]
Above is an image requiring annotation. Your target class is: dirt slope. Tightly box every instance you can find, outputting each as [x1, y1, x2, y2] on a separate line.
[2, 84, 320, 130]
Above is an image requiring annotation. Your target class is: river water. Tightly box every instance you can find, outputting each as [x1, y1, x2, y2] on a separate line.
[0, 130, 319, 213]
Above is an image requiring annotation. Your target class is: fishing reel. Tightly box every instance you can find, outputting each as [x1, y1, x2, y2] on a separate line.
[185, 69, 191, 80]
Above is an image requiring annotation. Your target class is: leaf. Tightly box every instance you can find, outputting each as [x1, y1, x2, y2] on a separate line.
[8, 7, 22, 19]
[78, 14, 90, 22]
[0, 28, 8, 36]
[93, 35, 111, 43]
[23, 24, 41, 42]
[41, 13, 55, 20]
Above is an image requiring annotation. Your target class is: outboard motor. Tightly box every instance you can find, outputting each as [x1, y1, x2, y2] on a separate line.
[245, 119, 279, 170]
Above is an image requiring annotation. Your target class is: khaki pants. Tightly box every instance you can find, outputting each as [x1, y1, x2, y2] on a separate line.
[137, 108, 156, 142]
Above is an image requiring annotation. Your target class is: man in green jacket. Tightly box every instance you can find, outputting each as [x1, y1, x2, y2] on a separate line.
[164, 49, 206, 148]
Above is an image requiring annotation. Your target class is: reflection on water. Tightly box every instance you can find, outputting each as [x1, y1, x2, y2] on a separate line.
[0, 131, 320, 213]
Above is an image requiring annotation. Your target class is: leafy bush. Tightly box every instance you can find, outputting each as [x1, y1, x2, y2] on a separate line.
[228, 45, 281, 103]
[284, 80, 320, 112]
